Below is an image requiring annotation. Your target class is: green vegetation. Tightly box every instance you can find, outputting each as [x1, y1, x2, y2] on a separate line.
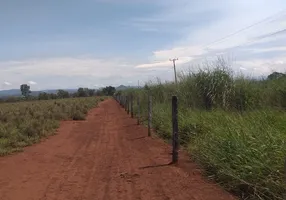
[119, 59, 286, 200]
[0, 85, 116, 103]
[20, 84, 31, 98]
[0, 97, 104, 156]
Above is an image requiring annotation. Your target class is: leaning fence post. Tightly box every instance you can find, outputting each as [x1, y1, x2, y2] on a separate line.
[127, 96, 130, 114]
[148, 95, 152, 136]
[172, 95, 179, 163]
[131, 94, 134, 118]
[283, 158, 286, 199]
[121, 96, 125, 108]
[137, 96, 140, 125]
[125, 96, 127, 111]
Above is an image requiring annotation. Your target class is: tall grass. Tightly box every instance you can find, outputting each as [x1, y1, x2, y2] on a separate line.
[120, 59, 286, 199]
[0, 97, 104, 155]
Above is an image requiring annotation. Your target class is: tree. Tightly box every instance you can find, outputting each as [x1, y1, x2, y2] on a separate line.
[38, 92, 49, 100]
[49, 93, 58, 99]
[102, 86, 116, 96]
[267, 72, 286, 80]
[77, 87, 88, 97]
[88, 89, 95, 96]
[57, 90, 70, 99]
[20, 84, 31, 98]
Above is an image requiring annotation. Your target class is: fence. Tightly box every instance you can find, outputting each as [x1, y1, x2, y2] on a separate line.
[114, 92, 286, 199]
[114, 88, 286, 199]
[114, 94, 179, 164]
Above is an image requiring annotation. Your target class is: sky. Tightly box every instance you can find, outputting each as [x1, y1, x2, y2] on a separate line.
[0, 0, 286, 90]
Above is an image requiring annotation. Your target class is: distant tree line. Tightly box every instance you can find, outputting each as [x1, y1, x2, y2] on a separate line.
[0, 85, 116, 103]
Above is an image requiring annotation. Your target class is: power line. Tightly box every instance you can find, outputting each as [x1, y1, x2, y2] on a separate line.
[216, 26, 286, 56]
[203, 9, 286, 48]
[256, 28, 286, 40]
[188, 25, 286, 66]
[168, 10, 286, 74]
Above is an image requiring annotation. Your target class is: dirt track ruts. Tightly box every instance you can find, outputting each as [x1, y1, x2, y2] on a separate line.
[0, 99, 236, 200]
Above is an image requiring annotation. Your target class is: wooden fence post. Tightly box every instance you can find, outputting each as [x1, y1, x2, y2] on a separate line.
[137, 96, 140, 125]
[283, 158, 286, 199]
[127, 96, 130, 114]
[172, 95, 179, 163]
[148, 95, 152, 136]
[122, 96, 125, 108]
[125, 96, 128, 112]
[131, 94, 134, 118]
[284, 158, 286, 191]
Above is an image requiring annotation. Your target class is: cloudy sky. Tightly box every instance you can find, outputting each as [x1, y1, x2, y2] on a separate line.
[1, 0, 286, 90]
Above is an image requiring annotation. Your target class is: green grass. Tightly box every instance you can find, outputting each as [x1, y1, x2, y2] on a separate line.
[119, 59, 286, 200]
[0, 97, 105, 156]
[184, 109, 286, 200]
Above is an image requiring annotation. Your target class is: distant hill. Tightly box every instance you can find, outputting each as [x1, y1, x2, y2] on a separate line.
[116, 85, 138, 91]
[0, 89, 22, 97]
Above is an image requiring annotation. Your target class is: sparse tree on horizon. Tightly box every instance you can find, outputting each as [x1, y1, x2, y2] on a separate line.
[20, 84, 31, 98]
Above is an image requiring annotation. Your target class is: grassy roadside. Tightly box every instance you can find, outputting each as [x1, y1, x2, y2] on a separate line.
[150, 105, 286, 200]
[119, 62, 286, 199]
[0, 97, 105, 156]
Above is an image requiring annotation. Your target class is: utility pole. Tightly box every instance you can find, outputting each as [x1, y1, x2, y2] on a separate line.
[169, 58, 178, 84]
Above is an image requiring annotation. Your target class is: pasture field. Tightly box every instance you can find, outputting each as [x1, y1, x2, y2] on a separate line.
[121, 65, 286, 200]
[0, 97, 104, 155]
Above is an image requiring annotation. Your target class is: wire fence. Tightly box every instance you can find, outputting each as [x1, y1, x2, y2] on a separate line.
[113, 92, 286, 199]
[114, 94, 179, 164]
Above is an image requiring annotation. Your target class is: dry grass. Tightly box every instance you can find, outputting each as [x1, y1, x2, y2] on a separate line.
[0, 97, 105, 155]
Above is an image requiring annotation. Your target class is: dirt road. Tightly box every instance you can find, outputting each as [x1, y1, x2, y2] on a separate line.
[0, 99, 236, 200]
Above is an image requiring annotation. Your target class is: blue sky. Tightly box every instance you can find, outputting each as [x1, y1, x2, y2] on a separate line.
[1, 0, 286, 90]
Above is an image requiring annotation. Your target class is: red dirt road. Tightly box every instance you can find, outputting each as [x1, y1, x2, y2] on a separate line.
[0, 99, 236, 200]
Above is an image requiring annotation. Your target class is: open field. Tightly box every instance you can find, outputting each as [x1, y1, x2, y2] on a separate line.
[0, 97, 104, 155]
[120, 65, 286, 200]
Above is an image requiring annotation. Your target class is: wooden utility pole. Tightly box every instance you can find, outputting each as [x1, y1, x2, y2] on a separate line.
[169, 58, 178, 84]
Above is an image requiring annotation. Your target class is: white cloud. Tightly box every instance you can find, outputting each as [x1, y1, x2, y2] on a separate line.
[244, 46, 286, 53]
[0, 56, 178, 89]
[0, 57, 131, 77]
[28, 81, 37, 85]
[235, 56, 286, 75]
[135, 57, 193, 68]
[3, 81, 11, 85]
[135, 45, 205, 68]
[153, 46, 205, 61]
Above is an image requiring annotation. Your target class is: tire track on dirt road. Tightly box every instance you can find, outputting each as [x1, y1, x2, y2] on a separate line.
[0, 99, 237, 200]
